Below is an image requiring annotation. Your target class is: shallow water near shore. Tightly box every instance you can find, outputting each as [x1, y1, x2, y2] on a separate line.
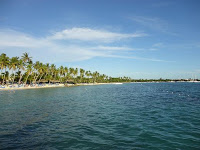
[0, 83, 200, 149]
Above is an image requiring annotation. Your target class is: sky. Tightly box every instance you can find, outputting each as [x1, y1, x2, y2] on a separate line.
[0, 0, 200, 79]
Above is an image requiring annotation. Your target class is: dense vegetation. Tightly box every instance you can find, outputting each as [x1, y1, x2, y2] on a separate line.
[0, 53, 132, 85]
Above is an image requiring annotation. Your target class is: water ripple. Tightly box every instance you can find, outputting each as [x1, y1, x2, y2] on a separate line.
[0, 83, 200, 149]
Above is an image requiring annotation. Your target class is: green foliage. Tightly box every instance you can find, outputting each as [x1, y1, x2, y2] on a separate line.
[0, 52, 133, 85]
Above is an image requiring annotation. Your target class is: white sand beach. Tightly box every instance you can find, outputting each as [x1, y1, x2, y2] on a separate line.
[0, 84, 65, 91]
[0, 82, 123, 91]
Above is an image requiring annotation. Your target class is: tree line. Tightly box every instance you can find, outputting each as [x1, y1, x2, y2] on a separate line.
[0, 53, 132, 85]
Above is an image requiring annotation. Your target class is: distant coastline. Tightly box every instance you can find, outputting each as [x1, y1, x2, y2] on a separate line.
[131, 78, 200, 83]
[1, 52, 199, 91]
[1, 80, 200, 91]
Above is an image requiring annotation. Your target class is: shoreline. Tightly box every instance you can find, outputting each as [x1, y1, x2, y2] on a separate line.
[0, 83, 118, 91]
[1, 81, 200, 91]
[0, 84, 65, 91]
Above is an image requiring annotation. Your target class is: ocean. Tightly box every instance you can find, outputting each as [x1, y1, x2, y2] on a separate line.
[0, 83, 200, 149]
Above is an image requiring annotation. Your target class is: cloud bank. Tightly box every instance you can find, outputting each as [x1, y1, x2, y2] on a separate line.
[49, 27, 147, 42]
[0, 27, 166, 63]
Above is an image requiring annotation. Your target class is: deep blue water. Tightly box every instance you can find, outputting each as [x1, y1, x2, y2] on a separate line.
[0, 83, 200, 150]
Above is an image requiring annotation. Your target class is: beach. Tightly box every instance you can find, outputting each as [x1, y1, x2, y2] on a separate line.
[0, 84, 65, 91]
[0, 83, 122, 91]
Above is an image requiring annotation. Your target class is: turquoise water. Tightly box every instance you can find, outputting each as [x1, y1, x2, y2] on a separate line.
[0, 83, 200, 149]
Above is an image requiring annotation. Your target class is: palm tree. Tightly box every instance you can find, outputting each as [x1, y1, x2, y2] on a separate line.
[101, 74, 106, 83]
[0, 53, 10, 85]
[59, 66, 64, 82]
[73, 68, 78, 83]
[24, 63, 33, 85]
[50, 64, 56, 77]
[74, 68, 78, 77]
[43, 63, 50, 79]
[9, 57, 19, 84]
[64, 67, 69, 82]
[37, 64, 46, 83]
[1, 52, 132, 85]
[59, 66, 64, 76]
[85, 71, 91, 83]
[69, 67, 74, 79]
[92, 71, 99, 83]
[80, 68, 85, 82]
[21, 52, 32, 63]
[54, 69, 59, 81]
[0, 54, 3, 80]
[17, 59, 25, 84]
[64, 67, 68, 77]
[33, 61, 41, 83]
[46, 74, 52, 84]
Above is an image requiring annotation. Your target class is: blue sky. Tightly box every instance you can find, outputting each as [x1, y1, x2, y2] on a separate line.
[0, 0, 200, 79]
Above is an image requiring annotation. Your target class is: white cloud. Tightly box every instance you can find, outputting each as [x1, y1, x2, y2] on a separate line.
[130, 16, 167, 31]
[0, 29, 49, 48]
[130, 16, 177, 35]
[105, 55, 174, 62]
[0, 28, 169, 63]
[49, 27, 147, 42]
[90, 46, 137, 51]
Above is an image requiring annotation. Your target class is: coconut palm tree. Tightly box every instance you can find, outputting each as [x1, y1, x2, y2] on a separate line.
[17, 59, 25, 84]
[73, 68, 78, 83]
[43, 63, 50, 79]
[85, 71, 89, 78]
[59, 66, 64, 76]
[54, 68, 59, 81]
[59, 66, 64, 82]
[9, 57, 19, 84]
[64, 67, 68, 77]
[1, 52, 132, 85]
[21, 52, 32, 63]
[50, 64, 56, 77]
[74, 68, 78, 78]
[100, 74, 106, 83]
[0, 53, 10, 85]
[46, 74, 52, 84]
[0, 54, 3, 80]
[92, 71, 99, 83]
[85, 71, 91, 83]
[37, 64, 46, 83]
[80, 68, 85, 82]
[33, 61, 41, 83]
[69, 67, 74, 79]
[24, 63, 33, 85]
[63, 67, 68, 82]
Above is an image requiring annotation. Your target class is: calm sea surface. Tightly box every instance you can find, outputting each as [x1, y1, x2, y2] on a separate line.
[0, 83, 200, 149]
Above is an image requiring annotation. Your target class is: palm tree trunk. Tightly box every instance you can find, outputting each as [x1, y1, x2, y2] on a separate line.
[2, 76, 4, 85]
[25, 73, 30, 85]
[33, 74, 38, 84]
[11, 69, 14, 85]
[38, 73, 44, 83]
[2, 68, 5, 85]
[12, 73, 16, 85]
[0, 69, 2, 85]
[4, 68, 7, 85]
[18, 74, 23, 84]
